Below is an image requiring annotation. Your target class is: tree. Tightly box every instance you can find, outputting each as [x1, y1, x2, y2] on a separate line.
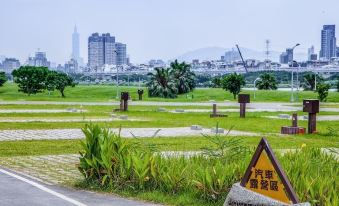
[0, 72, 7, 87]
[302, 73, 324, 91]
[256, 73, 278, 90]
[211, 76, 222, 88]
[336, 76, 339, 92]
[170, 60, 196, 94]
[147, 67, 178, 98]
[316, 83, 330, 102]
[12, 66, 49, 95]
[221, 73, 245, 99]
[46, 71, 75, 97]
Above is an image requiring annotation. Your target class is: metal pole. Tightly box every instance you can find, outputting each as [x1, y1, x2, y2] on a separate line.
[314, 72, 317, 91]
[290, 68, 294, 102]
[116, 66, 119, 99]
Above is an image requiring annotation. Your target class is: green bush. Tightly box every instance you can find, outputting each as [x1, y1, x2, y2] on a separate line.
[316, 83, 331, 102]
[78, 124, 338, 205]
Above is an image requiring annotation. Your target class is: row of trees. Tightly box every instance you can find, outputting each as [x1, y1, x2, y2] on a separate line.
[147, 60, 196, 98]
[0, 72, 6, 87]
[11, 66, 75, 97]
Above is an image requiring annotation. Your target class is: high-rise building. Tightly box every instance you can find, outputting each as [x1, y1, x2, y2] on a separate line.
[71, 25, 84, 66]
[279, 48, 293, 64]
[115, 42, 127, 65]
[88, 33, 116, 69]
[223, 49, 240, 63]
[64, 58, 78, 73]
[308, 46, 315, 61]
[337, 47, 339, 57]
[320, 25, 337, 60]
[27, 51, 50, 67]
[103, 34, 116, 65]
[2, 58, 20, 74]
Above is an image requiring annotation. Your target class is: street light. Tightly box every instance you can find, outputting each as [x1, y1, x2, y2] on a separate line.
[253, 77, 261, 100]
[290, 43, 300, 102]
[114, 50, 119, 99]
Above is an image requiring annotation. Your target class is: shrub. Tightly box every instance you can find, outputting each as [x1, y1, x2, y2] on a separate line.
[0, 71, 6, 87]
[256, 73, 278, 90]
[78, 124, 338, 205]
[316, 83, 330, 102]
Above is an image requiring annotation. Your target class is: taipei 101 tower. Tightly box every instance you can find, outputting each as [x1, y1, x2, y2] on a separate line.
[72, 25, 83, 66]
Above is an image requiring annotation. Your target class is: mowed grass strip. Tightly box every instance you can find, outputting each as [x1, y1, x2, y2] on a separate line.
[0, 135, 337, 157]
[1, 83, 339, 102]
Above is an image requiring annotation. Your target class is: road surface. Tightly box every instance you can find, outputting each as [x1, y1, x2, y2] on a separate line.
[0, 167, 160, 206]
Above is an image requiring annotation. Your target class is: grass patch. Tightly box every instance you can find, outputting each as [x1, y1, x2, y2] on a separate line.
[1, 134, 337, 157]
[1, 82, 339, 102]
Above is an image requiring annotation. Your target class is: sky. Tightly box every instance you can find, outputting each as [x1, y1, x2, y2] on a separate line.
[0, 0, 338, 64]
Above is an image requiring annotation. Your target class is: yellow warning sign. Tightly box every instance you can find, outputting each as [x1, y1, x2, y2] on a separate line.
[240, 138, 299, 204]
[245, 150, 290, 204]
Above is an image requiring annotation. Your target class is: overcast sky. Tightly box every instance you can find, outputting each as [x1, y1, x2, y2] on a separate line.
[0, 0, 338, 64]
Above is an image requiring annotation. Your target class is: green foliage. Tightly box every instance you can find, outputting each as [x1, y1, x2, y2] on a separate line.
[79, 124, 338, 205]
[146, 60, 196, 98]
[147, 67, 178, 98]
[211, 76, 222, 88]
[302, 73, 324, 91]
[170, 60, 196, 94]
[256, 73, 278, 90]
[221, 73, 245, 99]
[0, 71, 7, 87]
[12, 66, 49, 95]
[46, 71, 75, 97]
[316, 83, 331, 102]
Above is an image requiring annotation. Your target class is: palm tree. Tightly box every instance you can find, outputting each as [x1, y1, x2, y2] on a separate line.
[170, 60, 196, 94]
[302, 73, 323, 91]
[147, 67, 178, 98]
[256, 73, 278, 90]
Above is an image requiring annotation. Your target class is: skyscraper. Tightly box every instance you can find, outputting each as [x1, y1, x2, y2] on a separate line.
[72, 26, 83, 66]
[88, 33, 116, 69]
[320, 25, 337, 60]
[115, 42, 127, 65]
[2, 58, 20, 74]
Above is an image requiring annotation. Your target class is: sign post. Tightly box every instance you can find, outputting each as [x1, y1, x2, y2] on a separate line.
[238, 94, 250, 118]
[224, 138, 310, 206]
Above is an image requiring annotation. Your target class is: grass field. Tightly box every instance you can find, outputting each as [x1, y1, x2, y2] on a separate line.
[0, 83, 338, 206]
[1, 82, 339, 102]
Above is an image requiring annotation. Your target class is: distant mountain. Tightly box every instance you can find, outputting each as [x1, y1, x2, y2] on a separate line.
[172, 46, 307, 63]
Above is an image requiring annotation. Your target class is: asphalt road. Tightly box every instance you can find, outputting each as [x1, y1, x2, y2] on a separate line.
[0, 168, 160, 206]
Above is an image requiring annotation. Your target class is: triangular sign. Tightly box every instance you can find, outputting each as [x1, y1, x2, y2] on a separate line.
[240, 138, 299, 204]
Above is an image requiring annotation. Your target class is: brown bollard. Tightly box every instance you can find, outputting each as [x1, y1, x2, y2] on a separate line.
[121, 92, 129, 111]
[308, 113, 317, 134]
[138, 89, 144, 101]
[303, 99, 319, 134]
[240, 103, 246, 118]
[212, 104, 217, 115]
[238, 94, 250, 118]
[292, 113, 298, 127]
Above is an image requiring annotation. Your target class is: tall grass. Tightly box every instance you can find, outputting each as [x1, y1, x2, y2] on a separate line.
[78, 124, 338, 205]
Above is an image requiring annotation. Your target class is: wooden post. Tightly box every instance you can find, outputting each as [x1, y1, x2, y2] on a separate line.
[292, 113, 298, 127]
[240, 103, 246, 118]
[138, 89, 144, 101]
[120, 99, 124, 111]
[308, 113, 317, 134]
[212, 104, 217, 115]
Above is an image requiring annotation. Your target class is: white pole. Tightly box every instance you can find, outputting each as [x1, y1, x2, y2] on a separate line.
[290, 68, 294, 102]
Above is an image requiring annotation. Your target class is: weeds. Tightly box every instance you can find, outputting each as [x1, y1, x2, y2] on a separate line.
[78, 123, 338, 205]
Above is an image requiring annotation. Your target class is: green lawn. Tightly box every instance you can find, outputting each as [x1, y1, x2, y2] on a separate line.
[1, 82, 339, 102]
[0, 134, 337, 157]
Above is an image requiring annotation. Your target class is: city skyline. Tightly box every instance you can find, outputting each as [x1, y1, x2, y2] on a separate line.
[1, 0, 339, 64]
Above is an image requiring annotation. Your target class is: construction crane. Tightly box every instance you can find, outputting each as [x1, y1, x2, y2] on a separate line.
[235, 44, 248, 73]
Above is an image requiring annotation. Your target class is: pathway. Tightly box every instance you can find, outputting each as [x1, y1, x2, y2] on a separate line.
[0, 127, 258, 141]
[1, 100, 338, 112]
